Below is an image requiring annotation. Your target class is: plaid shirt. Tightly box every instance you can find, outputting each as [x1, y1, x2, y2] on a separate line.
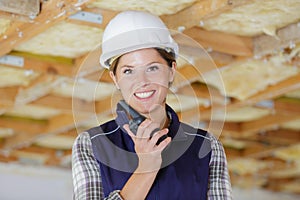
[72, 130, 232, 200]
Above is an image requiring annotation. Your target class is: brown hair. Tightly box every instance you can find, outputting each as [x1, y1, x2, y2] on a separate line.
[110, 48, 176, 75]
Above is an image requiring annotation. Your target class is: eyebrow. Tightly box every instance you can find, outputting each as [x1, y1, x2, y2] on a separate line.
[120, 62, 162, 69]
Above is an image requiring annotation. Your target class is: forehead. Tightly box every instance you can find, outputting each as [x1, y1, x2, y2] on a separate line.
[117, 48, 165, 67]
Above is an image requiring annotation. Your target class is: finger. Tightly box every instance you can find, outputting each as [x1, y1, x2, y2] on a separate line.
[123, 124, 136, 139]
[136, 119, 156, 139]
[156, 136, 171, 150]
[150, 128, 169, 146]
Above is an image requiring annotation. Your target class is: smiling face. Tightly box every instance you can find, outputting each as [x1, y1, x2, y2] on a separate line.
[110, 48, 176, 115]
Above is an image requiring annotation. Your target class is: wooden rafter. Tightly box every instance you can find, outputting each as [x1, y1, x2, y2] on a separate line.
[0, 0, 95, 57]
[178, 73, 300, 126]
[161, 0, 250, 30]
[240, 111, 300, 136]
[181, 27, 253, 56]
[8, 51, 74, 76]
[254, 22, 300, 56]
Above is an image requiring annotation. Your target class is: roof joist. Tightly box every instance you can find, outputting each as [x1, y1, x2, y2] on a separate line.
[0, 0, 94, 57]
[161, 0, 250, 30]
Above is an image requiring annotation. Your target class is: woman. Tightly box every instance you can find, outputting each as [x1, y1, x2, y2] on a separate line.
[72, 10, 232, 200]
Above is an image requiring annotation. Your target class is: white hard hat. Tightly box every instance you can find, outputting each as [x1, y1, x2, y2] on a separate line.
[100, 10, 179, 69]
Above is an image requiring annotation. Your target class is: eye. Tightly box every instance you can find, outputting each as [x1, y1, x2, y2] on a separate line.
[123, 68, 133, 74]
[147, 65, 159, 72]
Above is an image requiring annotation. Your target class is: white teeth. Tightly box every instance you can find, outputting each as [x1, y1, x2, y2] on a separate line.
[135, 91, 154, 98]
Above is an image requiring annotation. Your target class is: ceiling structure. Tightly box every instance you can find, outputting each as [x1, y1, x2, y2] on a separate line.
[0, 0, 299, 195]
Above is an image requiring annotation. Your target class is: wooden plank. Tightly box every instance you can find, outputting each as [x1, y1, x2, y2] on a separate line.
[9, 51, 74, 76]
[72, 50, 109, 81]
[0, 0, 94, 57]
[0, 0, 40, 16]
[173, 64, 201, 88]
[82, 68, 115, 83]
[274, 97, 300, 114]
[0, 10, 31, 22]
[229, 73, 300, 109]
[249, 129, 300, 146]
[3, 94, 117, 151]
[254, 23, 300, 56]
[45, 113, 79, 134]
[176, 81, 226, 105]
[31, 95, 93, 113]
[217, 121, 241, 137]
[0, 86, 19, 104]
[31, 94, 114, 115]
[0, 114, 49, 129]
[161, 0, 249, 30]
[182, 27, 253, 56]
[1, 112, 85, 151]
[240, 111, 300, 136]
[0, 116, 47, 150]
[14, 74, 61, 105]
[178, 72, 300, 135]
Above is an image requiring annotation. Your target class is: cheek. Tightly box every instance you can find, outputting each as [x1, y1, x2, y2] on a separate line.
[118, 79, 134, 97]
[150, 74, 170, 89]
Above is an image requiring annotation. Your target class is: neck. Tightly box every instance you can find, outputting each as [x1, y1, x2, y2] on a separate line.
[146, 104, 168, 129]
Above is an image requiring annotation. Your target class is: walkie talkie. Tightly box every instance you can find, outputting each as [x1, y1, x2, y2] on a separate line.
[118, 100, 146, 135]
[117, 100, 167, 145]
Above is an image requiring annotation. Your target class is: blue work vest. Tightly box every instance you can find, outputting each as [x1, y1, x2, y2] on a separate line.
[88, 105, 211, 199]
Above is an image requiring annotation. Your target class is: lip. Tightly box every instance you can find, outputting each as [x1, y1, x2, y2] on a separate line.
[134, 90, 155, 99]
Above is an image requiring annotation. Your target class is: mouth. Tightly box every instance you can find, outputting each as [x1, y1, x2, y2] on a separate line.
[134, 90, 155, 99]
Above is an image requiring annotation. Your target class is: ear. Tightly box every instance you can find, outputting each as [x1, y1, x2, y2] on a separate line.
[109, 71, 120, 90]
[169, 61, 176, 83]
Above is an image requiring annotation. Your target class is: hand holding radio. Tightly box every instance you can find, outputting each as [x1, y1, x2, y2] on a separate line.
[118, 100, 169, 145]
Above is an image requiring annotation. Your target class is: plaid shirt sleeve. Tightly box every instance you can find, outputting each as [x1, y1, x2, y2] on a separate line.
[72, 132, 123, 200]
[207, 134, 233, 200]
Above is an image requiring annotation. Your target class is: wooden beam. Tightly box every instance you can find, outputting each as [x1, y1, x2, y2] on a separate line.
[4, 94, 116, 151]
[219, 122, 242, 137]
[254, 22, 300, 56]
[0, 116, 47, 150]
[0, 116, 46, 135]
[45, 113, 79, 134]
[31, 94, 114, 115]
[72, 50, 111, 82]
[274, 97, 300, 114]
[240, 111, 300, 136]
[178, 73, 300, 134]
[0, 86, 18, 104]
[161, 0, 249, 30]
[0, 10, 32, 22]
[173, 64, 200, 88]
[249, 129, 300, 146]
[9, 51, 74, 76]
[0, 0, 40, 16]
[229, 73, 300, 109]
[82, 68, 113, 83]
[0, 0, 94, 57]
[31, 95, 91, 113]
[182, 27, 253, 56]
[176, 81, 226, 105]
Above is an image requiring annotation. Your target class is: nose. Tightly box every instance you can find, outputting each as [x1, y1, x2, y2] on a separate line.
[136, 70, 150, 86]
